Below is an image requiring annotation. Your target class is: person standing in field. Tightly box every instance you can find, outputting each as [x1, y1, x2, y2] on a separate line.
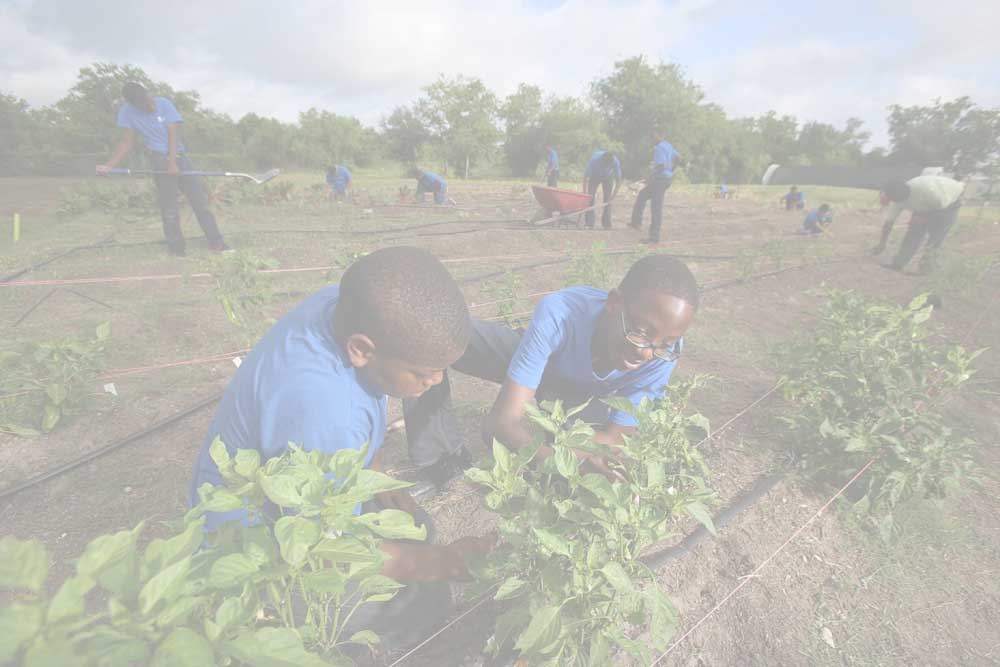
[326, 163, 352, 202]
[412, 167, 448, 204]
[544, 145, 560, 187]
[97, 82, 229, 257]
[582, 150, 622, 229]
[872, 175, 965, 273]
[630, 131, 681, 245]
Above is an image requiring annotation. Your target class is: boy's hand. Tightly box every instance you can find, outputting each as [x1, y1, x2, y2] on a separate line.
[376, 488, 422, 517]
[166, 159, 180, 176]
[440, 535, 497, 581]
[96, 164, 112, 175]
[579, 451, 627, 483]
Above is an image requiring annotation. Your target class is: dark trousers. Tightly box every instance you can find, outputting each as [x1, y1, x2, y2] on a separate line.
[630, 176, 672, 241]
[891, 201, 961, 271]
[585, 178, 614, 228]
[546, 170, 559, 187]
[403, 319, 612, 463]
[150, 153, 224, 252]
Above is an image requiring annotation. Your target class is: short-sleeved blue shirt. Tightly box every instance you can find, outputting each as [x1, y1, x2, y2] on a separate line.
[117, 96, 185, 154]
[803, 209, 832, 232]
[584, 151, 622, 183]
[547, 148, 559, 171]
[418, 171, 446, 191]
[189, 285, 387, 529]
[506, 287, 680, 427]
[327, 166, 352, 191]
[653, 140, 680, 179]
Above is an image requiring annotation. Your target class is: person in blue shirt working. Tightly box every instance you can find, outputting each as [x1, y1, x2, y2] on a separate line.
[802, 204, 833, 234]
[630, 131, 681, 244]
[412, 167, 448, 204]
[403, 255, 699, 490]
[325, 163, 352, 202]
[97, 82, 228, 256]
[544, 145, 560, 187]
[781, 185, 806, 211]
[582, 151, 622, 229]
[189, 246, 492, 651]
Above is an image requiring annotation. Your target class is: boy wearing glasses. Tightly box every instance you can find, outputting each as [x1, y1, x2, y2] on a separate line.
[405, 254, 698, 490]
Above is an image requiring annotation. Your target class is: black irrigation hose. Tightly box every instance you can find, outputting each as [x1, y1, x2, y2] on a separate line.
[0, 391, 223, 502]
[641, 471, 787, 569]
[0, 232, 117, 283]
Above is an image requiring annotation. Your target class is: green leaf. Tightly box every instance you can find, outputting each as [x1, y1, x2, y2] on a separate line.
[845, 437, 869, 453]
[353, 469, 413, 497]
[150, 627, 215, 667]
[222, 627, 334, 667]
[41, 403, 61, 431]
[1, 423, 41, 437]
[46, 575, 95, 624]
[0, 602, 43, 662]
[601, 396, 636, 414]
[95, 321, 112, 341]
[646, 587, 679, 650]
[347, 630, 379, 647]
[587, 633, 611, 667]
[532, 527, 571, 557]
[233, 449, 261, 478]
[259, 474, 303, 508]
[138, 556, 192, 615]
[514, 605, 561, 655]
[45, 383, 68, 406]
[209, 553, 260, 589]
[77, 523, 143, 579]
[554, 447, 579, 479]
[209, 437, 231, 470]
[155, 595, 207, 628]
[492, 440, 514, 473]
[357, 509, 426, 540]
[274, 516, 321, 568]
[600, 562, 634, 595]
[145, 517, 205, 574]
[214, 596, 248, 633]
[494, 576, 528, 600]
[299, 568, 347, 595]
[685, 501, 717, 535]
[0, 538, 48, 592]
[312, 536, 379, 564]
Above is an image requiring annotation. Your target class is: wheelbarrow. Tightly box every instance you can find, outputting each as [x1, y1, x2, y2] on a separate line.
[530, 185, 593, 227]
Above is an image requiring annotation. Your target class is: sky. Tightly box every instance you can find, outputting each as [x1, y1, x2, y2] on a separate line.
[1, 0, 998, 148]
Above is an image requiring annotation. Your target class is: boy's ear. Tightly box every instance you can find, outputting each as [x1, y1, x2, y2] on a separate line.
[605, 288, 624, 313]
[344, 333, 377, 368]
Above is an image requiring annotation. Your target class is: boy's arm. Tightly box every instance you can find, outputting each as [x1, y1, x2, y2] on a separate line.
[380, 536, 493, 583]
[873, 202, 904, 254]
[97, 129, 136, 173]
[166, 123, 180, 175]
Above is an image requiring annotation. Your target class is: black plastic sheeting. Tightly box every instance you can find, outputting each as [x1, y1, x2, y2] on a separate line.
[761, 163, 926, 190]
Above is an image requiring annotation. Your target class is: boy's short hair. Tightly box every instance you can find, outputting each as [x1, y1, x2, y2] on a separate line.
[599, 152, 618, 167]
[122, 81, 148, 106]
[334, 247, 470, 366]
[883, 181, 911, 202]
[619, 255, 700, 310]
[818, 203, 831, 213]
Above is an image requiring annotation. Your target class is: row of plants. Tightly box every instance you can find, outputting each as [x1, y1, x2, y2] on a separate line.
[1, 442, 421, 666]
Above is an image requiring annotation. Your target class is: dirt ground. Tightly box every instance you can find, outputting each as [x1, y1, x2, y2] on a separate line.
[1, 175, 998, 666]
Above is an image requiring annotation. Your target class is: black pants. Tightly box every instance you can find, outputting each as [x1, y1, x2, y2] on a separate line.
[403, 319, 612, 463]
[630, 176, 672, 241]
[890, 201, 961, 272]
[546, 170, 559, 187]
[151, 153, 224, 252]
[585, 178, 614, 228]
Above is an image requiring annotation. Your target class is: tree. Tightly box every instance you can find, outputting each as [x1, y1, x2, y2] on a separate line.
[416, 76, 500, 177]
[294, 108, 378, 167]
[501, 84, 544, 176]
[381, 105, 432, 163]
[888, 97, 1000, 177]
[753, 111, 799, 165]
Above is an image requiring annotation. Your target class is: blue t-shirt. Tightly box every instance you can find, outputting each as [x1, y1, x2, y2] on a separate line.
[584, 151, 622, 183]
[189, 285, 387, 529]
[327, 166, 352, 191]
[803, 209, 831, 232]
[506, 287, 680, 427]
[418, 171, 446, 191]
[116, 96, 185, 154]
[653, 141, 680, 179]
[784, 190, 805, 203]
[547, 148, 559, 171]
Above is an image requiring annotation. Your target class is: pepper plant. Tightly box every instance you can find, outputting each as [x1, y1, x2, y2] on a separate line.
[209, 251, 279, 345]
[466, 378, 715, 665]
[0, 442, 422, 666]
[482, 271, 528, 328]
[777, 290, 981, 540]
[0, 322, 110, 435]
[566, 242, 616, 289]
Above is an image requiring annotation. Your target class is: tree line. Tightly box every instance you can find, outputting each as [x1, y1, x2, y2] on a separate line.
[2, 59, 997, 182]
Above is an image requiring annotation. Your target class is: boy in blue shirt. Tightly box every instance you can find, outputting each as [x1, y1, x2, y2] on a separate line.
[630, 131, 680, 245]
[97, 82, 228, 256]
[782, 185, 806, 210]
[544, 145, 560, 187]
[582, 151, 622, 229]
[406, 254, 699, 488]
[412, 167, 448, 204]
[325, 163, 352, 202]
[190, 246, 491, 650]
[802, 204, 833, 234]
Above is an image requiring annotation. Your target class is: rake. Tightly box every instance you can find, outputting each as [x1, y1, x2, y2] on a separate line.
[103, 167, 281, 185]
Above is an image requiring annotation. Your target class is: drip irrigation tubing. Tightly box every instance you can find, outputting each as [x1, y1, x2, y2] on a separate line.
[0, 391, 223, 502]
[0, 232, 117, 283]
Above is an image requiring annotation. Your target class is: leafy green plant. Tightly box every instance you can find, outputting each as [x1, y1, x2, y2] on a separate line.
[0, 442, 421, 666]
[0, 322, 110, 435]
[483, 271, 527, 327]
[777, 290, 981, 540]
[210, 251, 279, 345]
[760, 239, 788, 271]
[466, 378, 714, 665]
[565, 242, 615, 288]
[734, 248, 760, 280]
[58, 181, 156, 217]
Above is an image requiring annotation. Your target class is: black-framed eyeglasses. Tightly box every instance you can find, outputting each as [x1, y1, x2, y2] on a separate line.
[621, 311, 682, 362]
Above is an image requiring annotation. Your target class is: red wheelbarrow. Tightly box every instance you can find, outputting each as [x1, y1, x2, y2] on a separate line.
[530, 185, 592, 226]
